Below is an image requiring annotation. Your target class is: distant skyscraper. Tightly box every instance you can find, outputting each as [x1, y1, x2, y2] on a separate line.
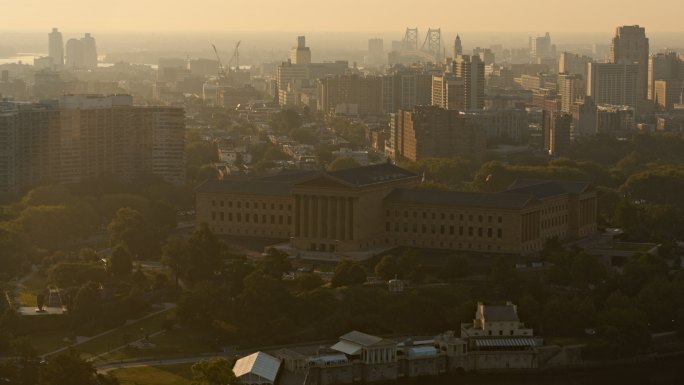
[610, 25, 649, 102]
[454, 35, 462, 57]
[290, 36, 311, 65]
[530, 33, 552, 58]
[368, 39, 383, 55]
[65, 38, 83, 68]
[453, 55, 485, 110]
[65, 33, 98, 69]
[431, 73, 463, 110]
[82, 33, 98, 69]
[48, 28, 64, 68]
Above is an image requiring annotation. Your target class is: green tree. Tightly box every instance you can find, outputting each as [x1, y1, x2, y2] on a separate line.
[109, 244, 133, 277]
[40, 350, 99, 385]
[374, 255, 401, 280]
[328, 157, 360, 171]
[297, 273, 324, 292]
[257, 248, 292, 279]
[71, 283, 102, 324]
[270, 109, 302, 134]
[108, 207, 160, 259]
[162, 237, 191, 286]
[186, 223, 225, 283]
[331, 259, 366, 287]
[191, 357, 240, 385]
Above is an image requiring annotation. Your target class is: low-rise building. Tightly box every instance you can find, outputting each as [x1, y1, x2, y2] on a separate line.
[195, 164, 597, 256]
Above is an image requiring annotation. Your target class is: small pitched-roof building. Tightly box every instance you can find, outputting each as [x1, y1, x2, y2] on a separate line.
[233, 351, 282, 385]
[196, 164, 597, 256]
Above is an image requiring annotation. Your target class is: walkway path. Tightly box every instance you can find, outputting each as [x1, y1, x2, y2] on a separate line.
[13, 264, 38, 308]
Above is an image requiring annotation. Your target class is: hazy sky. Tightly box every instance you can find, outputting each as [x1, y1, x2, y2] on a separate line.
[2, 0, 683, 33]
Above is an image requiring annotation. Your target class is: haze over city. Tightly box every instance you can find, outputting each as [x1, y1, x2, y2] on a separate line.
[1, 1, 684, 385]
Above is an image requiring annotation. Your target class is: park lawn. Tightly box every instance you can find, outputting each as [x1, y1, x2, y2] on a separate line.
[110, 363, 193, 385]
[98, 328, 217, 361]
[73, 308, 174, 360]
[30, 331, 74, 355]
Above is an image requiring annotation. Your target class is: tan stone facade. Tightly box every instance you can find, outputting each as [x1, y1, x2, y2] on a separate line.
[195, 165, 597, 256]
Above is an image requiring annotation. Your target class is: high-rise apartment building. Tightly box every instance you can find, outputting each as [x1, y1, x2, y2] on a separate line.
[316, 74, 383, 116]
[558, 52, 592, 78]
[0, 95, 185, 194]
[587, 63, 640, 109]
[393, 105, 486, 163]
[654, 79, 684, 110]
[290, 36, 312, 65]
[431, 73, 464, 110]
[453, 55, 485, 110]
[48, 28, 64, 68]
[543, 110, 572, 156]
[65, 33, 98, 69]
[558, 73, 585, 113]
[610, 25, 649, 103]
[648, 52, 681, 101]
[571, 96, 597, 138]
[381, 68, 434, 114]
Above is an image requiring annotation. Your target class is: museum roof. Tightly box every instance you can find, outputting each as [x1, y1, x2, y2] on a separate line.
[195, 179, 293, 196]
[482, 305, 520, 322]
[233, 351, 281, 382]
[326, 163, 418, 187]
[504, 179, 592, 199]
[384, 188, 538, 210]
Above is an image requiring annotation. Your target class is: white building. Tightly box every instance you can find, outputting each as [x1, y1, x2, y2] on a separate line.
[233, 351, 281, 385]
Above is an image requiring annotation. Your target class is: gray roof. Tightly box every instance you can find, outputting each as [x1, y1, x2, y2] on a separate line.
[327, 164, 418, 187]
[505, 179, 591, 199]
[384, 188, 538, 210]
[483, 305, 520, 322]
[194, 179, 293, 196]
[339, 330, 395, 347]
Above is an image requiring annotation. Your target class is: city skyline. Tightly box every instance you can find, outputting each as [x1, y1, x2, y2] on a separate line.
[3, 0, 683, 33]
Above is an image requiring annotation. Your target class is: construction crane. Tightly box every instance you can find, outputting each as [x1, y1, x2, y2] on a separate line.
[211, 44, 227, 79]
[227, 41, 241, 72]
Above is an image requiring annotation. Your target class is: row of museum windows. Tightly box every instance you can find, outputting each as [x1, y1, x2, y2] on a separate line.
[387, 222, 503, 238]
[211, 211, 292, 225]
[388, 210, 504, 224]
[211, 199, 291, 211]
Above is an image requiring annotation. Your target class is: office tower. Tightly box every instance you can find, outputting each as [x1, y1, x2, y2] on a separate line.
[454, 35, 463, 57]
[587, 63, 640, 109]
[316, 74, 383, 116]
[453, 55, 485, 110]
[431, 73, 463, 110]
[463, 110, 529, 141]
[290, 36, 311, 65]
[0, 95, 185, 194]
[48, 28, 64, 68]
[610, 25, 649, 102]
[82, 33, 98, 69]
[648, 52, 680, 101]
[393, 105, 486, 163]
[558, 73, 585, 113]
[543, 110, 572, 156]
[559, 52, 592, 78]
[654, 79, 684, 110]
